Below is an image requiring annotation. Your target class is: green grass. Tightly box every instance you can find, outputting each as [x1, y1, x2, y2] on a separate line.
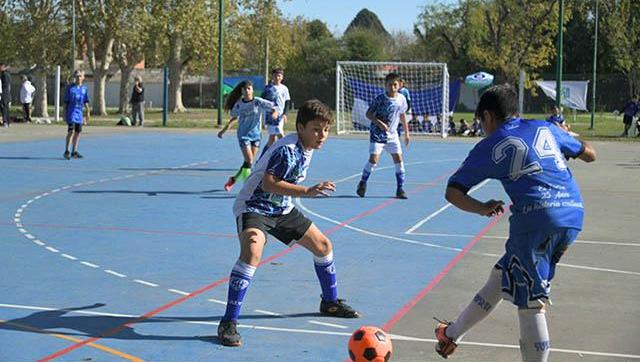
[14, 105, 638, 141]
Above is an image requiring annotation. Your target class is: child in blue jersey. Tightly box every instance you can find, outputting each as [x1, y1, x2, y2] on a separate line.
[356, 72, 410, 199]
[218, 80, 277, 191]
[63, 70, 91, 160]
[217, 99, 361, 347]
[261, 68, 291, 153]
[434, 84, 596, 362]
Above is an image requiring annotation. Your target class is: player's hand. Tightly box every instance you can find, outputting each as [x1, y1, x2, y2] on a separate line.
[404, 134, 410, 146]
[217, 129, 225, 138]
[271, 109, 278, 119]
[377, 120, 389, 132]
[305, 181, 336, 197]
[282, 114, 288, 124]
[482, 199, 505, 217]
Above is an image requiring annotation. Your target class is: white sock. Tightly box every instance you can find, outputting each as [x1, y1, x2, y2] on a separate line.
[446, 268, 503, 342]
[518, 308, 550, 362]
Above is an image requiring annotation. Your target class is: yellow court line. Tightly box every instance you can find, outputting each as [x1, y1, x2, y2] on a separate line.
[0, 319, 145, 362]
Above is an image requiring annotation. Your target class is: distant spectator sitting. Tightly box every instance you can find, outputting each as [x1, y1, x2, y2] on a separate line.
[448, 117, 457, 135]
[422, 112, 433, 133]
[470, 117, 483, 137]
[458, 119, 470, 136]
[408, 113, 423, 132]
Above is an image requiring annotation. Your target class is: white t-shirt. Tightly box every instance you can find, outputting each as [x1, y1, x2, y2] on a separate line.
[20, 81, 36, 104]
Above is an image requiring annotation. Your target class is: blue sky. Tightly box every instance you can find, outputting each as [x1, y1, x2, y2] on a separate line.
[277, 0, 455, 35]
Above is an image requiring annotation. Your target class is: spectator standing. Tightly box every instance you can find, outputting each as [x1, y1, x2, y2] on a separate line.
[619, 95, 639, 137]
[130, 76, 145, 126]
[20, 75, 36, 123]
[0, 63, 11, 127]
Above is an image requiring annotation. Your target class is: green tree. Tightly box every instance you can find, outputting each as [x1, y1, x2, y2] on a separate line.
[466, 0, 566, 85]
[10, 0, 69, 118]
[600, 0, 640, 97]
[345, 8, 390, 40]
[342, 28, 386, 61]
[113, 1, 153, 114]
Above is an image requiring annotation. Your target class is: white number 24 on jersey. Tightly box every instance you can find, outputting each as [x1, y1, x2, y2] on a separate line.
[492, 127, 567, 181]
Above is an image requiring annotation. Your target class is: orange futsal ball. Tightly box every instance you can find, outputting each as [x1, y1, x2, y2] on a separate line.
[348, 326, 393, 362]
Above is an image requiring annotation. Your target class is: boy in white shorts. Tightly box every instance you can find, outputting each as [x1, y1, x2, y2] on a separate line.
[357, 72, 410, 199]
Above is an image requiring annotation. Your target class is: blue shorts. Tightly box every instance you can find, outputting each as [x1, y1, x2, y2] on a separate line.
[238, 138, 260, 148]
[495, 227, 579, 308]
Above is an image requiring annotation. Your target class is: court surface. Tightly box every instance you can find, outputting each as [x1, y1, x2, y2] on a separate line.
[1, 126, 638, 361]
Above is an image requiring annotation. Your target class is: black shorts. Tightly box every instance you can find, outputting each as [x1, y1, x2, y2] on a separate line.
[236, 207, 313, 246]
[67, 123, 83, 133]
[623, 115, 633, 125]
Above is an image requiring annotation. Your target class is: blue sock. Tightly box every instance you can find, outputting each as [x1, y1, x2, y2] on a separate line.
[361, 162, 376, 183]
[395, 162, 405, 190]
[314, 252, 338, 302]
[222, 260, 256, 322]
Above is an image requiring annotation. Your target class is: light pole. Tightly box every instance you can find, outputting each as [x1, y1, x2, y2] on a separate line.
[71, 0, 76, 72]
[590, 0, 599, 130]
[555, 0, 564, 108]
[217, 0, 224, 126]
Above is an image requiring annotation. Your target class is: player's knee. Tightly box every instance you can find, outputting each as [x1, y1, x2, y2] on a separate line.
[316, 237, 332, 256]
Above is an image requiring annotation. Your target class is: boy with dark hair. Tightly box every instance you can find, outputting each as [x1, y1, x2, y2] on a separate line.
[63, 70, 90, 159]
[434, 84, 596, 362]
[356, 72, 410, 199]
[218, 99, 360, 347]
[261, 68, 291, 152]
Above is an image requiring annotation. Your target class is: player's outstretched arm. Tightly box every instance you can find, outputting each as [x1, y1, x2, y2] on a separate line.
[218, 117, 237, 138]
[445, 186, 504, 217]
[263, 173, 335, 197]
[577, 141, 596, 163]
[366, 110, 388, 132]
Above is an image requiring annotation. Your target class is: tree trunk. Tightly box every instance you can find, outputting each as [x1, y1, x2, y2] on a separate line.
[169, 33, 187, 113]
[33, 72, 48, 118]
[92, 68, 108, 115]
[118, 66, 133, 114]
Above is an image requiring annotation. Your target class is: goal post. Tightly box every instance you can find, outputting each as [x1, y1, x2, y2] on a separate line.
[336, 61, 450, 138]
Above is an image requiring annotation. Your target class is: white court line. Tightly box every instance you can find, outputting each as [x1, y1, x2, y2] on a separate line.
[208, 298, 227, 305]
[134, 279, 158, 287]
[168, 289, 190, 296]
[0, 302, 637, 360]
[61, 254, 77, 261]
[81, 261, 99, 268]
[308, 320, 348, 329]
[105, 269, 126, 278]
[333, 159, 460, 184]
[33, 240, 45, 246]
[45, 246, 59, 253]
[253, 309, 282, 316]
[405, 179, 491, 234]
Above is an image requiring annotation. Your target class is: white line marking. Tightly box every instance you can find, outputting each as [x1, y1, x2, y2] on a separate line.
[26, 199, 33, 204]
[15, 223, 22, 228]
[14, 212, 21, 218]
[557, 262, 640, 276]
[308, 320, 348, 329]
[24, 234, 35, 240]
[253, 309, 282, 316]
[405, 179, 490, 234]
[0, 303, 636, 359]
[42, 192, 50, 197]
[61, 254, 77, 260]
[408, 232, 640, 247]
[18, 228, 26, 233]
[168, 289, 190, 296]
[45, 246, 59, 253]
[33, 240, 45, 246]
[208, 298, 227, 305]
[80, 261, 99, 268]
[51, 188, 60, 193]
[99, 178, 109, 182]
[13, 218, 20, 223]
[105, 269, 126, 278]
[73, 183, 83, 187]
[134, 279, 158, 287]
[21, 204, 28, 208]
[61, 185, 71, 190]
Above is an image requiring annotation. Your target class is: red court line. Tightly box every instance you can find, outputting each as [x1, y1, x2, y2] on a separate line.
[38, 170, 453, 361]
[381, 208, 509, 332]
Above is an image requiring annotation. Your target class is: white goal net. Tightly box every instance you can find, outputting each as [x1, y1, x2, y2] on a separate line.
[336, 61, 450, 137]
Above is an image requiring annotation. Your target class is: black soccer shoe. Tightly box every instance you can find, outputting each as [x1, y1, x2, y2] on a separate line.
[320, 299, 361, 318]
[356, 181, 367, 198]
[71, 151, 84, 159]
[63, 150, 71, 160]
[396, 188, 408, 199]
[217, 320, 242, 347]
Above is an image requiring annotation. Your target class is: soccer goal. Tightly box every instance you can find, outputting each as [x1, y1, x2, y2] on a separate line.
[336, 61, 450, 137]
